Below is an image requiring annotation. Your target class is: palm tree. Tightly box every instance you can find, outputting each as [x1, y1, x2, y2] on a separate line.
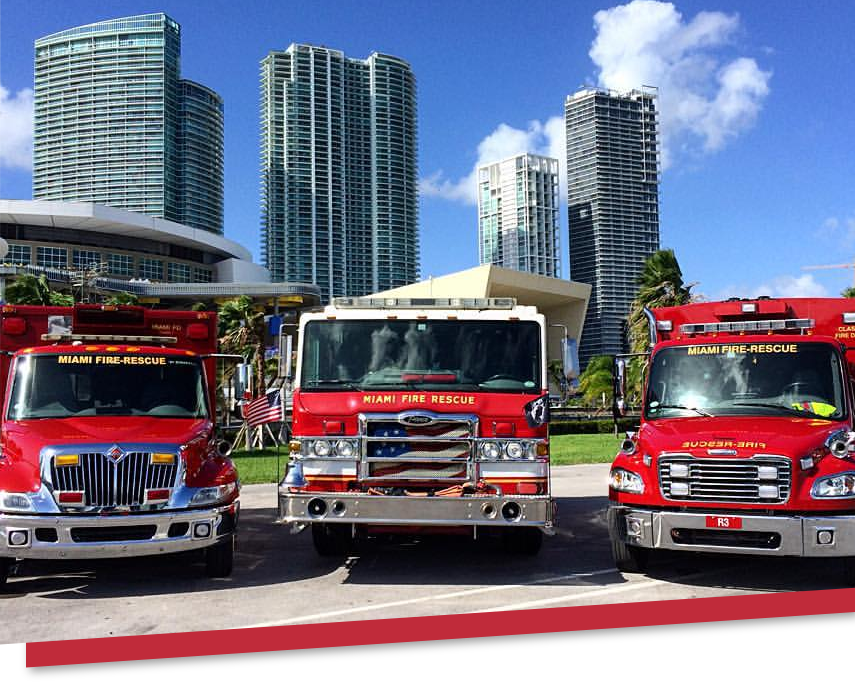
[842, 287, 855, 298]
[5, 274, 74, 306]
[577, 355, 614, 410]
[627, 249, 695, 354]
[218, 295, 267, 395]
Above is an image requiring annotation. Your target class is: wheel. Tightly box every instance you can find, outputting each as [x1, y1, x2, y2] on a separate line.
[502, 527, 543, 555]
[311, 523, 353, 556]
[205, 536, 234, 578]
[607, 507, 650, 573]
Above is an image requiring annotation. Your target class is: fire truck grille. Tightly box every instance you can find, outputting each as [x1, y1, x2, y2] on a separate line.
[362, 416, 474, 482]
[51, 452, 178, 509]
[659, 456, 791, 504]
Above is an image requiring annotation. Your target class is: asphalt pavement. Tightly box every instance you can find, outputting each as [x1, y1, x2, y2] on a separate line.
[1, 464, 850, 644]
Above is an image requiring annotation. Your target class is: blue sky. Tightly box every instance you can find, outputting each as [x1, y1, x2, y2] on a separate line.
[2, 0, 855, 301]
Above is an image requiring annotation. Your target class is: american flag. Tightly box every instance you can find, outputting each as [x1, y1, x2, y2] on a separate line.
[242, 389, 283, 427]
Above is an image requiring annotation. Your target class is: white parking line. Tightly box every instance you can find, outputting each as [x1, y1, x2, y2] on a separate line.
[479, 567, 748, 613]
[239, 567, 618, 628]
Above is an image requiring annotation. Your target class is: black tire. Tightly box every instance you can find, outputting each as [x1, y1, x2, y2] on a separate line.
[205, 536, 234, 578]
[502, 527, 543, 555]
[311, 523, 352, 556]
[607, 507, 650, 573]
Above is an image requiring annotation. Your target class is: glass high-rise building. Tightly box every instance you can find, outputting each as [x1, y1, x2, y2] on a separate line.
[565, 87, 660, 367]
[477, 153, 560, 278]
[33, 13, 224, 234]
[260, 44, 418, 300]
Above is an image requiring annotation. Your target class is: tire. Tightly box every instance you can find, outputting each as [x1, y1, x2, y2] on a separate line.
[311, 523, 352, 557]
[502, 527, 543, 555]
[607, 507, 650, 574]
[205, 536, 234, 578]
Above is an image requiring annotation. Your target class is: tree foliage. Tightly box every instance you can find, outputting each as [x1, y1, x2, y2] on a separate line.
[628, 248, 695, 354]
[218, 295, 267, 395]
[577, 355, 613, 409]
[104, 291, 139, 306]
[842, 287, 855, 298]
[5, 274, 74, 306]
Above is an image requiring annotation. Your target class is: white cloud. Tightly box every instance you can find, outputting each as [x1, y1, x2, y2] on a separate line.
[421, 2, 771, 204]
[0, 85, 34, 171]
[590, 1, 771, 168]
[816, 213, 855, 248]
[420, 117, 565, 205]
[713, 274, 829, 301]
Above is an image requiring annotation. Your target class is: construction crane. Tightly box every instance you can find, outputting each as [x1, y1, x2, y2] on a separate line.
[802, 259, 855, 287]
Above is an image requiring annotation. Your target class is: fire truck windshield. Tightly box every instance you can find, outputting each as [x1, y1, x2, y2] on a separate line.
[645, 342, 846, 420]
[300, 319, 542, 392]
[6, 354, 209, 420]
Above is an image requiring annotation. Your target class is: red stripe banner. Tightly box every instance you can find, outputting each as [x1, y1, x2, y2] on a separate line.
[26, 587, 855, 667]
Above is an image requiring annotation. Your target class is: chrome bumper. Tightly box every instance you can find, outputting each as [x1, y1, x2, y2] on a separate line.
[0, 503, 236, 560]
[278, 491, 555, 531]
[611, 505, 855, 557]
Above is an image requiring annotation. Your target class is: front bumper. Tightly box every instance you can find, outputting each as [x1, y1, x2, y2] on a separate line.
[610, 504, 855, 557]
[278, 491, 555, 532]
[0, 503, 237, 560]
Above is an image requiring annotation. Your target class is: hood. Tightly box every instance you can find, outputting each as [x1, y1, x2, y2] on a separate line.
[640, 415, 847, 458]
[1, 417, 211, 492]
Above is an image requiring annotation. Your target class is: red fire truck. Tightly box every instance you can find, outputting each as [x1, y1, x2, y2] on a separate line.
[278, 297, 561, 555]
[0, 304, 239, 588]
[608, 298, 855, 578]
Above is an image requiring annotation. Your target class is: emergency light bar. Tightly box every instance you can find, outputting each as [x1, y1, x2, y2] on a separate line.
[40, 333, 178, 344]
[331, 297, 517, 310]
[679, 318, 815, 335]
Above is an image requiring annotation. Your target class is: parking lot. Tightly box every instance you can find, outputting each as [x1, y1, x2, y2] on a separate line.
[1, 464, 850, 645]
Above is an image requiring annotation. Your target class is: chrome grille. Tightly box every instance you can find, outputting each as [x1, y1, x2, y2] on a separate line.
[659, 455, 791, 504]
[51, 452, 179, 509]
[361, 414, 476, 482]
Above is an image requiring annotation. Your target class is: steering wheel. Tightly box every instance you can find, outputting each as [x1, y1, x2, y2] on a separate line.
[782, 382, 822, 396]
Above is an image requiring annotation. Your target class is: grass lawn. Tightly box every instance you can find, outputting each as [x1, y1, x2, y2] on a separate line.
[231, 433, 620, 485]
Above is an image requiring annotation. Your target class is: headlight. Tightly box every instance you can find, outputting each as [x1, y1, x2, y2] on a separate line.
[0, 492, 35, 513]
[609, 468, 645, 494]
[312, 439, 332, 457]
[481, 441, 501, 460]
[811, 472, 855, 498]
[189, 482, 237, 506]
[505, 441, 524, 459]
[335, 439, 357, 457]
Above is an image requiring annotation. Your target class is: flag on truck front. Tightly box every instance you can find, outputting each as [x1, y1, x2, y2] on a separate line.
[242, 389, 283, 427]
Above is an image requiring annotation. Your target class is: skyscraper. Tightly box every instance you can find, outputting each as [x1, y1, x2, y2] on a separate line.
[565, 87, 660, 366]
[477, 154, 560, 278]
[260, 44, 418, 300]
[33, 13, 224, 234]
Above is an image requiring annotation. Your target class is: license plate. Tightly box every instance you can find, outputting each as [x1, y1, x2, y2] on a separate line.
[705, 515, 742, 529]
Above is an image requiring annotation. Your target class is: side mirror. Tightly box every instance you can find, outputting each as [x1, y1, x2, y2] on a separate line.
[278, 330, 293, 381]
[234, 363, 253, 401]
[613, 357, 628, 419]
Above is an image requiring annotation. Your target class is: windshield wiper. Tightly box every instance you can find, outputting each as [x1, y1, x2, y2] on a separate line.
[731, 402, 829, 419]
[650, 404, 713, 417]
[303, 379, 360, 390]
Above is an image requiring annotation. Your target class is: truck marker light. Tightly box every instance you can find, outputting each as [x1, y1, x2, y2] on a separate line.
[288, 439, 302, 453]
[151, 453, 176, 465]
[1, 317, 26, 336]
[187, 323, 209, 340]
[57, 491, 84, 504]
[146, 489, 171, 502]
[85, 346, 99, 351]
[643, 454, 652, 466]
[54, 454, 79, 467]
[106, 346, 119, 352]
[517, 482, 539, 495]
[536, 442, 549, 457]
